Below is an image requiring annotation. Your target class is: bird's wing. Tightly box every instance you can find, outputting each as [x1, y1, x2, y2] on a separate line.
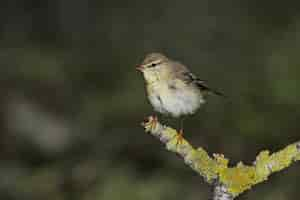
[172, 61, 224, 96]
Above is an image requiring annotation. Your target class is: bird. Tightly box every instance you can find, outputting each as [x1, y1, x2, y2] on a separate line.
[137, 52, 223, 141]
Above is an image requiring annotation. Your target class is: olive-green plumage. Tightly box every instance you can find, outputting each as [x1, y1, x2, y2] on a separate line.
[137, 53, 222, 117]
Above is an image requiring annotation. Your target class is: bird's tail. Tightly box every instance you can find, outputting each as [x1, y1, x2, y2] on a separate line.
[207, 87, 225, 97]
[197, 82, 226, 98]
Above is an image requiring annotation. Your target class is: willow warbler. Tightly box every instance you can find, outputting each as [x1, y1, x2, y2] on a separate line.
[137, 53, 223, 135]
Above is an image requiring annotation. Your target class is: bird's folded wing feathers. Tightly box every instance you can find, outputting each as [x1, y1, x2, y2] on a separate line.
[172, 61, 224, 96]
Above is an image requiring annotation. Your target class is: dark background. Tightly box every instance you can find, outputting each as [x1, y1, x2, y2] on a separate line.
[1, 0, 300, 199]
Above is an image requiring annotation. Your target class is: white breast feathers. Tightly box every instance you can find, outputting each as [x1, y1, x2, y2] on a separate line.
[147, 81, 205, 117]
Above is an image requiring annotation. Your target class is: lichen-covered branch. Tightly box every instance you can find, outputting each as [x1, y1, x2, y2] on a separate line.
[212, 183, 234, 200]
[142, 116, 300, 199]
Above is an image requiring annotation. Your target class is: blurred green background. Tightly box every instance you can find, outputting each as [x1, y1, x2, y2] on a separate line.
[0, 0, 300, 199]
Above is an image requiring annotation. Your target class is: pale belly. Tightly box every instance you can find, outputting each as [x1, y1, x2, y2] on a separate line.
[147, 82, 205, 117]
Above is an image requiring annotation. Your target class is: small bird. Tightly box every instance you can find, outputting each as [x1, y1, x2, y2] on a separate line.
[137, 53, 223, 139]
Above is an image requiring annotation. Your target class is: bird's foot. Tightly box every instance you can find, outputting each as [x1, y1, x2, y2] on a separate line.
[142, 115, 158, 130]
[175, 129, 184, 146]
[151, 115, 158, 129]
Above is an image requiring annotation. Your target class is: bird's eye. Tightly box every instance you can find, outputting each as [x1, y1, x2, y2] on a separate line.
[148, 61, 162, 68]
[149, 63, 157, 68]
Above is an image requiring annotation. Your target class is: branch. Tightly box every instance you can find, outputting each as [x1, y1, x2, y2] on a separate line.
[142, 116, 300, 199]
[212, 183, 234, 200]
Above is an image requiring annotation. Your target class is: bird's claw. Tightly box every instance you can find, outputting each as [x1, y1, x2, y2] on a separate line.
[142, 115, 158, 131]
[150, 115, 158, 129]
[175, 129, 184, 146]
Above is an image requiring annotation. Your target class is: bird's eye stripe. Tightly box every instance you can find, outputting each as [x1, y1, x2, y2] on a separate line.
[147, 61, 162, 68]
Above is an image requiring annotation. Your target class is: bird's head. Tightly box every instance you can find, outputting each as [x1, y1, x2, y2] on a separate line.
[136, 53, 171, 84]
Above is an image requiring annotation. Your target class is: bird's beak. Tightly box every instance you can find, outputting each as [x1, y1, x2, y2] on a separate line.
[136, 64, 144, 72]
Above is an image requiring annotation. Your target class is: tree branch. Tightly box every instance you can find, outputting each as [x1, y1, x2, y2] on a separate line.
[212, 183, 234, 200]
[142, 116, 300, 199]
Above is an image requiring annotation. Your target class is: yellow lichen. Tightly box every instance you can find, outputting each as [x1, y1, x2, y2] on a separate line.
[219, 143, 300, 196]
[142, 117, 300, 198]
[255, 150, 271, 180]
[267, 146, 295, 172]
[219, 165, 256, 196]
[191, 148, 218, 182]
[214, 153, 229, 169]
[166, 134, 189, 152]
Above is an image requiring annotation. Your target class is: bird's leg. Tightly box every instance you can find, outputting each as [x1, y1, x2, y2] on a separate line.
[176, 117, 185, 145]
[149, 115, 158, 130]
